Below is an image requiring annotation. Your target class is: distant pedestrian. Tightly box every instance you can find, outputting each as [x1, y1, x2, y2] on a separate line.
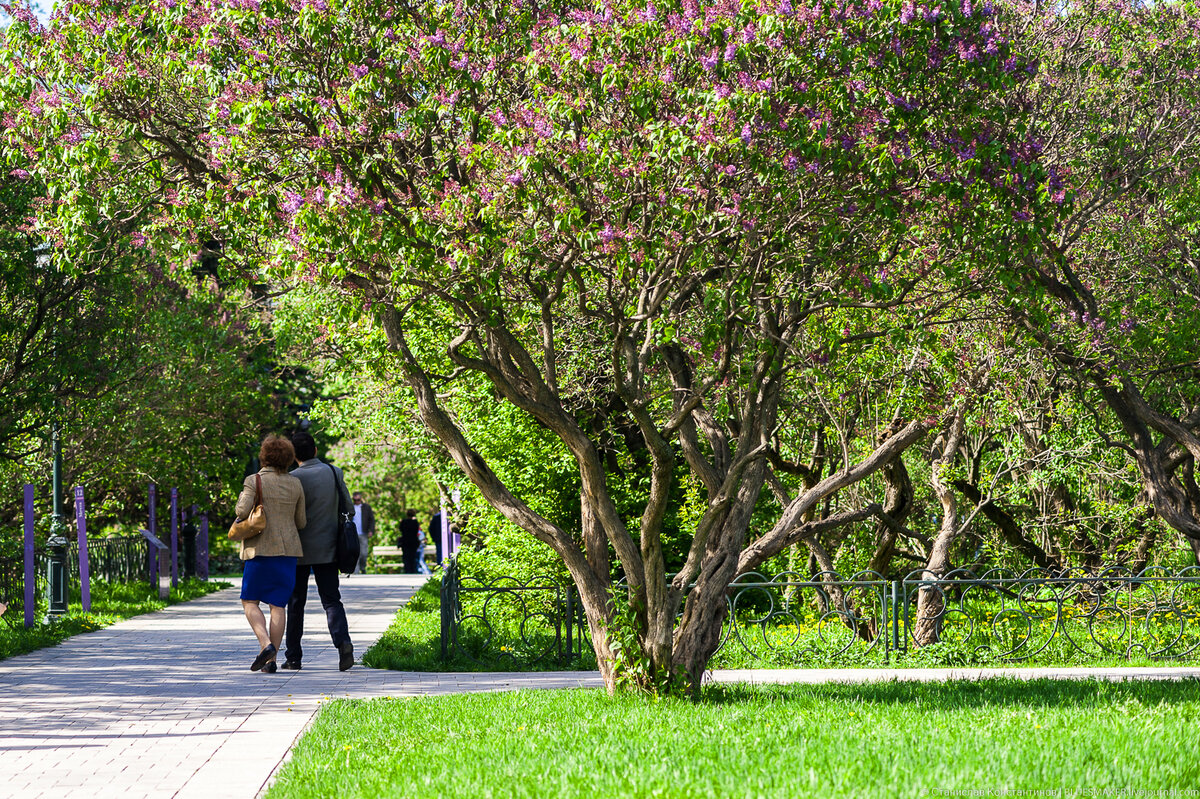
[236, 435, 306, 675]
[283, 431, 355, 672]
[397, 510, 421, 574]
[352, 492, 375, 574]
[429, 510, 443, 565]
[416, 526, 430, 575]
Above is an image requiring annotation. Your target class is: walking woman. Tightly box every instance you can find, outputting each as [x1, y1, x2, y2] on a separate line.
[236, 435, 306, 673]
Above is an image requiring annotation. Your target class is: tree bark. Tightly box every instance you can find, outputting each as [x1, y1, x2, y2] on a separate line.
[581, 490, 611, 590]
[867, 422, 916, 577]
[672, 459, 770, 695]
[914, 409, 967, 646]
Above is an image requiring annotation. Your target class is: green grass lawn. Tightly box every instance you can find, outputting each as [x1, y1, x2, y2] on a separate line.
[267, 678, 1200, 798]
[0, 577, 229, 661]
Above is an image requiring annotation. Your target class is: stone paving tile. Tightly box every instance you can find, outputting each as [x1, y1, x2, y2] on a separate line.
[0, 574, 426, 799]
[704, 665, 1200, 685]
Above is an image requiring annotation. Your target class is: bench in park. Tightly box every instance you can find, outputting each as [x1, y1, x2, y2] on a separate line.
[369, 544, 436, 573]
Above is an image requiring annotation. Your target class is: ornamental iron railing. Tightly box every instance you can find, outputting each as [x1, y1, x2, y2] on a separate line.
[67, 536, 147, 584]
[0, 552, 42, 625]
[0, 535, 176, 625]
[893, 566, 1200, 661]
[440, 558, 588, 667]
[441, 563, 1200, 666]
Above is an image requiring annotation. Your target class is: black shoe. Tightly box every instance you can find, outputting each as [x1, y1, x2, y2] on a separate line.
[279, 660, 302, 671]
[338, 642, 354, 671]
[263, 660, 277, 674]
[251, 644, 277, 672]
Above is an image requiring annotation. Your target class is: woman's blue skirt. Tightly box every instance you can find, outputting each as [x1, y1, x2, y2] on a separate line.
[240, 556, 298, 607]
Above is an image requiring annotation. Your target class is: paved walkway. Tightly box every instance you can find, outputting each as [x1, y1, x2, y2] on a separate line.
[2, 574, 1199, 799]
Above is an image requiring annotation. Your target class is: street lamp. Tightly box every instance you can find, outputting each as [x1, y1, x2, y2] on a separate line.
[45, 419, 69, 620]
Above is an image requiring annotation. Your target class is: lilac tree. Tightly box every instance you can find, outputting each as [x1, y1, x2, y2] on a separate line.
[2, 0, 1050, 690]
[989, 0, 1200, 545]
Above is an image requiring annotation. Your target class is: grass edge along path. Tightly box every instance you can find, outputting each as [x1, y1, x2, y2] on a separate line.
[0, 577, 230, 661]
[268, 677, 1200, 799]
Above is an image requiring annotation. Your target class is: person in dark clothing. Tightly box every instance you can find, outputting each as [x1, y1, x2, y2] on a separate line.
[429, 510, 443, 565]
[282, 431, 355, 672]
[397, 510, 421, 574]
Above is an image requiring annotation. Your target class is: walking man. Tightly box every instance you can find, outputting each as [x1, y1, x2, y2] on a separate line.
[282, 431, 355, 671]
[352, 492, 375, 574]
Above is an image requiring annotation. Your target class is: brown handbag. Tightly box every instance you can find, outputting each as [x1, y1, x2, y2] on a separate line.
[228, 474, 266, 541]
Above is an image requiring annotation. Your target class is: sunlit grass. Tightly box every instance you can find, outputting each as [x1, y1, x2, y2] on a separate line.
[268, 678, 1200, 798]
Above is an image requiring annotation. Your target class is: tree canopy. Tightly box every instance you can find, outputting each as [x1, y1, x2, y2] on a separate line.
[3, 0, 1198, 692]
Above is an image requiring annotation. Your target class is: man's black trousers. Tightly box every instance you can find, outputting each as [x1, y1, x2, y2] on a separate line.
[285, 561, 351, 664]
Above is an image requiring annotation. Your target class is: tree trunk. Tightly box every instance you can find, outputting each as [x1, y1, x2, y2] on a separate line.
[673, 461, 769, 695]
[867, 424, 916, 577]
[915, 410, 967, 647]
[581, 490, 611, 590]
[1103, 383, 1200, 541]
[1129, 516, 1158, 575]
[572, 571, 619, 692]
[382, 306, 627, 689]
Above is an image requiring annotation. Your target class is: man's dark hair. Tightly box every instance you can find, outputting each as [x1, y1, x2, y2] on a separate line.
[406, 509, 416, 518]
[291, 431, 317, 461]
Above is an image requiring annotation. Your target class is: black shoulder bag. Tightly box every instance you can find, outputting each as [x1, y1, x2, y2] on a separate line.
[326, 463, 360, 575]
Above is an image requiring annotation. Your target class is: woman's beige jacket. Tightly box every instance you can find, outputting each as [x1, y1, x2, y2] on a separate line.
[234, 467, 306, 560]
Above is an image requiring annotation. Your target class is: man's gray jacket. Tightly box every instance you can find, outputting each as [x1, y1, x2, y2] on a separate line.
[291, 458, 353, 566]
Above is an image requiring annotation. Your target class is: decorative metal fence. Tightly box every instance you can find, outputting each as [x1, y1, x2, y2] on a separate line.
[440, 558, 588, 667]
[0, 553, 41, 624]
[717, 570, 895, 663]
[67, 537, 147, 584]
[892, 566, 1200, 662]
[441, 563, 1200, 666]
[0, 536, 171, 625]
